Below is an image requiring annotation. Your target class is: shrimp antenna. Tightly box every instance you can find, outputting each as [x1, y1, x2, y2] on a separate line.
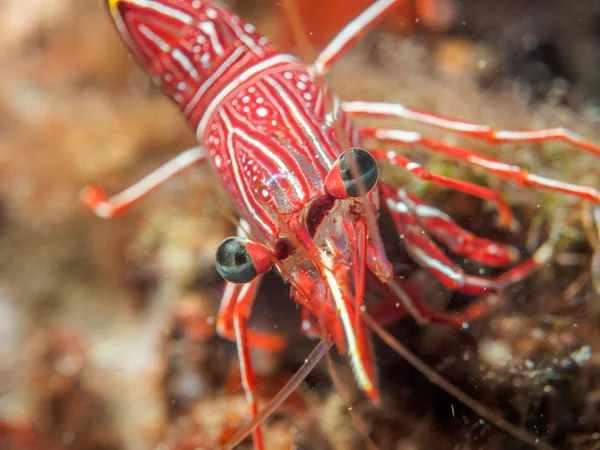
[281, 0, 317, 62]
[219, 339, 332, 450]
[362, 312, 559, 450]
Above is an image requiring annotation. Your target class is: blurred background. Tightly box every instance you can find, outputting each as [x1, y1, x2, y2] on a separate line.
[1, 0, 600, 449]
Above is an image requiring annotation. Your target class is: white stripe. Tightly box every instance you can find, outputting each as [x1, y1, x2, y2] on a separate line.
[462, 276, 494, 288]
[414, 204, 452, 220]
[495, 130, 544, 140]
[314, 87, 323, 117]
[320, 254, 374, 393]
[238, 55, 298, 83]
[398, 187, 450, 221]
[527, 174, 599, 197]
[375, 129, 421, 143]
[101, 147, 205, 218]
[343, 101, 486, 133]
[228, 18, 263, 55]
[138, 24, 170, 52]
[184, 46, 246, 116]
[411, 246, 464, 283]
[496, 128, 586, 145]
[468, 155, 519, 172]
[313, 0, 397, 74]
[387, 197, 453, 221]
[198, 21, 225, 55]
[171, 49, 199, 80]
[495, 129, 567, 140]
[386, 197, 408, 214]
[109, 6, 129, 40]
[331, 94, 341, 121]
[123, 0, 193, 24]
[236, 219, 252, 238]
[196, 54, 299, 140]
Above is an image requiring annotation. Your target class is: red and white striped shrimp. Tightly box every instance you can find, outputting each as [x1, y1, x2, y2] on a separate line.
[81, 1, 600, 448]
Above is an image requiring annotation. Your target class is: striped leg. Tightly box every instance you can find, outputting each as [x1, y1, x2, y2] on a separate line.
[366, 275, 497, 328]
[350, 220, 378, 403]
[217, 281, 286, 353]
[361, 127, 600, 204]
[365, 236, 430, 326]
[371, 149, 518, 230]
[81, 146, 206, 218]
[311, 0, 403, 75]
[379, 183, 520, 267]
[216, 279, 273, 450]
[343, 101, 600, 158]
[382, 188, 561, 295]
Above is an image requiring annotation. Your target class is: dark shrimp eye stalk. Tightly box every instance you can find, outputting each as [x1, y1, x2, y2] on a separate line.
[216, 238, 272, 284]
[82, 0, 600, 449]
[325, 148, 379, 198]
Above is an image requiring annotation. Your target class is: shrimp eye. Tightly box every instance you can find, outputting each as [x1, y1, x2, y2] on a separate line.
[215, 237, 272, 283]
[325, 148, 379, 198]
